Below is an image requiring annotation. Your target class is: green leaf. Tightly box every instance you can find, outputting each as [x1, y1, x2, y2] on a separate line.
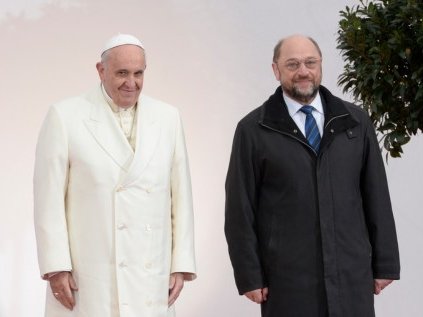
[337, 0, 423, 158]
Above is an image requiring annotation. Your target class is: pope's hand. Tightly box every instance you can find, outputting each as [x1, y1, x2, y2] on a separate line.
[49, 272, 78, 310]
[168, 272, 184, 307]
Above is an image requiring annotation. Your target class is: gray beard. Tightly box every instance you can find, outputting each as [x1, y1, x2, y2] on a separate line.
[291, 84, 319, 104]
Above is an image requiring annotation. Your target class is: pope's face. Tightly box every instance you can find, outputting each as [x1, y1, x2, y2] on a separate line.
[272, 36, 322, 104]
[96, 45, 146, 108]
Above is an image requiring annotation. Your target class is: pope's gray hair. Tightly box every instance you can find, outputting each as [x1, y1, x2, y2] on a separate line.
[100, 46, 147, 65]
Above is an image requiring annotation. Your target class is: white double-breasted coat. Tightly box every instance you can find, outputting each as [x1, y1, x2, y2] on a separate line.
[34, 86, 196, 317]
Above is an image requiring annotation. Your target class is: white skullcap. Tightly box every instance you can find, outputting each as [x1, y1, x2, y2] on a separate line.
[101, 34, 144, 56]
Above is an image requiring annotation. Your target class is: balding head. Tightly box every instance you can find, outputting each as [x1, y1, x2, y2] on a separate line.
[273, 35, 322, 63]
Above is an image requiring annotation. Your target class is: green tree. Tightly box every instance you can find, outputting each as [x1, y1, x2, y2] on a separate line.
[337, 0, 423, 157]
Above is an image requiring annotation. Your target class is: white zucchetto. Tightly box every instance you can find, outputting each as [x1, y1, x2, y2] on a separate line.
[101, 34, 144, 56]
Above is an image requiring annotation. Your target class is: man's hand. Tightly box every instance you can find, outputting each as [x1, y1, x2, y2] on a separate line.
[374, 279, 393, 295]
[49, 272, 78, 310]
[168, 272, 184, 307]
[244, 288, 269, 304]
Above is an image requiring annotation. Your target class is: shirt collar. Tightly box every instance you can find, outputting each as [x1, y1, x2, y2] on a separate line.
[282, 90, 323, 116]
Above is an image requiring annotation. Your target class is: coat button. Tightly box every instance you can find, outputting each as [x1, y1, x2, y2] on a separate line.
[119, 261, 127, 268]
[116, 186, 126, 192]
[145, 188, 152, 193]
[330, 129, 334, 133]
[293, 129, 298, 134]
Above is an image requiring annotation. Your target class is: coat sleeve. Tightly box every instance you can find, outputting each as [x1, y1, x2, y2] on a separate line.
[361, 116, 400, 280]
[224, 121, 265, 295]
[169, 110, 197, 281]
[34, 105, 72, 278]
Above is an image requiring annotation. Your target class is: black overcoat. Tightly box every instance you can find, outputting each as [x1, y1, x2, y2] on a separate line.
[225, 86, 400, 317]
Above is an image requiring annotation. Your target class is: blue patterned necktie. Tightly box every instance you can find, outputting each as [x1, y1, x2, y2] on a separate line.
[299, 105, 321, 152]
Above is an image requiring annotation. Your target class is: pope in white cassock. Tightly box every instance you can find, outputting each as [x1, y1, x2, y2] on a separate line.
[34, 34, 197, 317]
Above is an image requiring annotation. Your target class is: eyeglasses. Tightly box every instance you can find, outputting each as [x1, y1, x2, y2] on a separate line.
[283, 58, 321, 71]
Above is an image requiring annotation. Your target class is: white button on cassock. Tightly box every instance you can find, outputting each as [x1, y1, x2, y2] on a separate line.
[119, 261, 127, 268]
[116, 186, 126, 192]
[117, 223, 127, 230]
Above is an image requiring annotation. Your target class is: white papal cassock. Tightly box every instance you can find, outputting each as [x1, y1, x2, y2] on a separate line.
[34, 85, 196, 317]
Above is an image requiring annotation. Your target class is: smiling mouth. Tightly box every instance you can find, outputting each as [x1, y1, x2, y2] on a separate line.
[295, 81, 312, 87]
[121, 90, 138, 95]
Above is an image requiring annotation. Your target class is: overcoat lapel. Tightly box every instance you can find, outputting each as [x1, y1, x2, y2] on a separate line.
[123, 95, 161, 186]
[83, 87, 134, 171]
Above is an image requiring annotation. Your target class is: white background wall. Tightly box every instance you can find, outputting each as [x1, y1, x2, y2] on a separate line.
[0, 0, 421, 316]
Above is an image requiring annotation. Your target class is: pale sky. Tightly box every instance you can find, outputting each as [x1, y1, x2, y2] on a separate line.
[0, 0, 81, 21]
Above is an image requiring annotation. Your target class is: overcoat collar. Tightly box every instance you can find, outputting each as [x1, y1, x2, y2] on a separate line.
[259, 85, 359, 154]
[83, 85, 160, 184]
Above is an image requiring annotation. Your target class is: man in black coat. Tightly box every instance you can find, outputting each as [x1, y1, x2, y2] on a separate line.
[224, 34, 400, 317]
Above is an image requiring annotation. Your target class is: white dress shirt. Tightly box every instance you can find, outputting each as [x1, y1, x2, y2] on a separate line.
[101, 84, 138, 151]
[282, 91, 324, 138]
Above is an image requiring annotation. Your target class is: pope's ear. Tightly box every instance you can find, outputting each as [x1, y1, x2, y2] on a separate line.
[96, 62, 105, 79]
